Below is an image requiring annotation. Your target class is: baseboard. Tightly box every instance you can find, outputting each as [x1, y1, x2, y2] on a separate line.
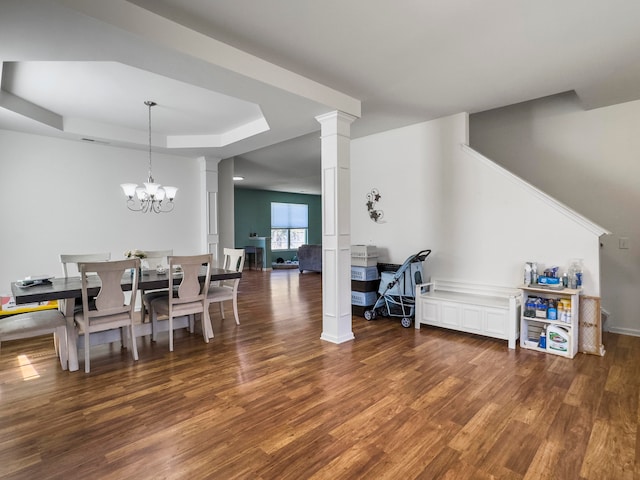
[320, 331, 355, 344]
[606, 326, 640, 337]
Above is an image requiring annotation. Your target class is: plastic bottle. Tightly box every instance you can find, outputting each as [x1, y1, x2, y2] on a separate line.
[524, 263, 533, 286]
[568, 265, 576, 289]
[538, 328, 547, 349]
[547, 325, 570, 352]
[568, 259, 583, 289]
[525, 299, 536, 317]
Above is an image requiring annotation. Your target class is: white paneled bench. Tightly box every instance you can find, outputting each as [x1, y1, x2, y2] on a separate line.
[414, 279, 521, 349]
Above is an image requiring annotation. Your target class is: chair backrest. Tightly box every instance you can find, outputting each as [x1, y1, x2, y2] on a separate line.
[168, 254, 213, 307]
[141, 249, 173, 270]
[223, 248, 245, 273]
[77, 258, 139, 320]
[221, 248, 245, 288]
[60, 253, 111, 277]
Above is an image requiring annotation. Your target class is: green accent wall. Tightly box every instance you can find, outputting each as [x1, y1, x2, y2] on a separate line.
[234, 188, 322, 263]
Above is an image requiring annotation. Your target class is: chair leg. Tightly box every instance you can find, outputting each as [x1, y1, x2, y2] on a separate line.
[66, 318, 79, 372]
[120, 326, 127, 350]
[151, 308, 158, 342]
[140, 303, 146, 325]
[55, 326, 68, 370]
[219, 302, 225, 320]
[232, 295, 240, 325]
[130, 323, 139, 361]
[84, 325, 91, 373]
[201, 311, 213, 342]
[169, 315, 174, 352]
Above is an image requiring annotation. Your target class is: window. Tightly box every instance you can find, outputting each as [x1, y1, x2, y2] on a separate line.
[271, 202, 308, 250]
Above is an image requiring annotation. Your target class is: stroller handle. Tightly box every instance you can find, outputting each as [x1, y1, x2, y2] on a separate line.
[414, 249, 432, 262]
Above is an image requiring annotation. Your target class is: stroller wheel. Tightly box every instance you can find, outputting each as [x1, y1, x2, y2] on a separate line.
[364, 310, 376, 321]
[401, 317, 412, 328]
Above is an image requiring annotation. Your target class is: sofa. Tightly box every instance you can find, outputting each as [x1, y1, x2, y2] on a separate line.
[297, 244, 322, 273]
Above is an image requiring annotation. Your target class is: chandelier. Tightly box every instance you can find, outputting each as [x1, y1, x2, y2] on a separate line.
[121, 101, 177, 213]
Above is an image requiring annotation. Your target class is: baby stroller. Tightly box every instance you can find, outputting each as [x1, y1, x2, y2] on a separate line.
[364, 249, 431, 327]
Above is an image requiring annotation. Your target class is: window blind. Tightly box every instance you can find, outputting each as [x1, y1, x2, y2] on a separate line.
[271, 203, 308, 228]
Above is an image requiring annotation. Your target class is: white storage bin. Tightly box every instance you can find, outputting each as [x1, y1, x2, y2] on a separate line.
[351, 256, 378, 267]
[351, 290, 378, 306]
[351, 266, 379, 281]
[351, 245, 377, 258]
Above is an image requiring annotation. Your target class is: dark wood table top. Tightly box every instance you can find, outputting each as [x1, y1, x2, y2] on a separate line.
[11, 268, 241, 305]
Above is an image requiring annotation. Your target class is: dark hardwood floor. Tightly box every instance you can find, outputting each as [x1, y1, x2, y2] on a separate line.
[0, 269, 636, 479]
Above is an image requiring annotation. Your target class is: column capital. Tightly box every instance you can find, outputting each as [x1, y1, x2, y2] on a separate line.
[202, 156, 222, 172]
[316, 110, 357, 136]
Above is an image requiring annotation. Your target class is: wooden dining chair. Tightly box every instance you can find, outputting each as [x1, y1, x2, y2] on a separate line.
[206, 248, 245, 326]
[60, 253, 111, 277]
[0, 309, 68, 370]
[150, 254, 213, 352]
[139, 249, 173, 325]
[60, 253, 111, 314]
[74, 258, 140, 373]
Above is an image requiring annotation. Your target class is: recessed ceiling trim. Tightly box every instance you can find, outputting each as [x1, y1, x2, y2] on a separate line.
[166, 117, 270, 148]
[220, 117, 270, 146]
[0, 89, 63, 130]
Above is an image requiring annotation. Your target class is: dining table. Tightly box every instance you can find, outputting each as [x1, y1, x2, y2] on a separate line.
[10, 267, 241, 372]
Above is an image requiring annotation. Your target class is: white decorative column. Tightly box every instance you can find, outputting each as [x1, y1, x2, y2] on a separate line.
[316, 111, 357, 343]
[201, 157, 221, 264]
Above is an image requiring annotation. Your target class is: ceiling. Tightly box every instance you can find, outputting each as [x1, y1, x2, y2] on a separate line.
[3, 0, 640, 195]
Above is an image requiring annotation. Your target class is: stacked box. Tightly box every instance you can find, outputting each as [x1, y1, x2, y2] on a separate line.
[351, 244, 378, 258]
[351, 244, 378, 267]
[352, 304, 370, 317]
[351, 266, 379, 281]
[351, 245, 380, 314]
[351, 256, 378, 267]
[351, 279, 380, 292]
[351, 290, 377, 306]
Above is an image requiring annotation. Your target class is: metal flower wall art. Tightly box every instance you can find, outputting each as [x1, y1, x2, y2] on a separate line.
[366, 188, 384, 223]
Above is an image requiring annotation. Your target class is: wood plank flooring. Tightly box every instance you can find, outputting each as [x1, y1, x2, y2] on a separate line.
[0, 269, 637, 479]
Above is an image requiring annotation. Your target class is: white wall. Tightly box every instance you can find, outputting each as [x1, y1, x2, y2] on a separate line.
[470, 94, 638, 334]
[351, 113, 603, 297]
[350, 117, 449, 266]
[0, 130, 203, 295]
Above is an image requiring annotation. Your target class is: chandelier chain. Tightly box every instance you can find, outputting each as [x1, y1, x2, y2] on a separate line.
[145, 100, 156, 183]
